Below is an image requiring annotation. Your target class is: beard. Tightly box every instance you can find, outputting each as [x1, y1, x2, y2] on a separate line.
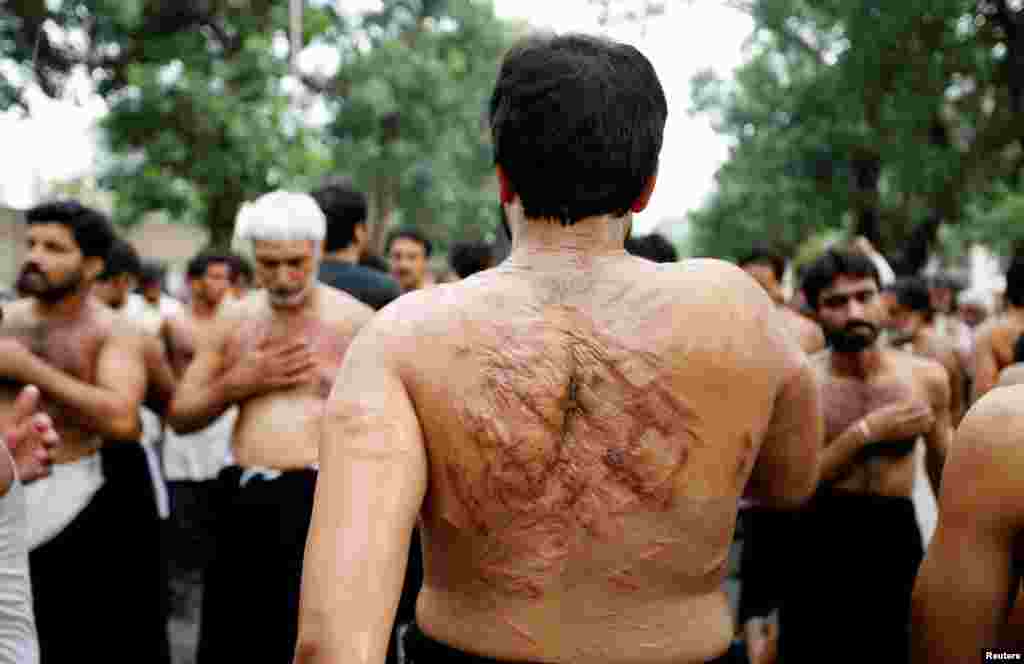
[823, 320, 880, 353]
[16, 265, 83, 303]
[267, 275, 316, 308]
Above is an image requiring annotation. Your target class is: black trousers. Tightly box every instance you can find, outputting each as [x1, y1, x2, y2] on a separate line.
[778, 488, 923, 664]
[30, 443, 170, 664]
[403, 623, 749, 664]
[196, 466, 317, 664]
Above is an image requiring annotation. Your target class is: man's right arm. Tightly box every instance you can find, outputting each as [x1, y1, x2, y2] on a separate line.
[911, 386, 1024, 663]
[166, 324, 236, 435]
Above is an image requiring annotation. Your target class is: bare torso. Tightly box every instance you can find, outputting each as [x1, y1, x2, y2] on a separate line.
[224, 286, 369, 470]
[399, 258, 798, 663]
[0, 298, 116, 464]
[818, 350, 930, 497]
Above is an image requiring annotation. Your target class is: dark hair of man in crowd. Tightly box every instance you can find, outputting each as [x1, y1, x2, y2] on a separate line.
[625, 234, 678, 263]
[1006, 258, 1024, 308]
[25, 200, 117, 260]
[99, 238, 143, 280]
[188, 251, 236, 281]
[489, 33, 667, 225]
[449, 241, 493, 279]
[802, 248, 881, 310]
[885, 276, 934, 323]
[311, 177, 369, 253]
[386, 227, 433, 258]
[229, 253, 253, 285]
[140, 260, 166, 289]
[360, 253, 390, 274]
[738, 247, 786, 282]
[1014, 333, 1024, 364]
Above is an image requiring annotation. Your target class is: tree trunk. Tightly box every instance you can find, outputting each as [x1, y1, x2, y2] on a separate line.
[851, 153, 883, 248]
[205, 189, 245, 250]
[891, 213, 942, 276]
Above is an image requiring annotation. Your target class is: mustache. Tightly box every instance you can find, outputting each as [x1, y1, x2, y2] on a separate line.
[20, 264, 44, 276]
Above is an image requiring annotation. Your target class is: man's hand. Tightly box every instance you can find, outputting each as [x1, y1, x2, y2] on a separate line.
[864, 400, 935, 442]
[222, 338, 317, 400]
[3, 385, 60, 484]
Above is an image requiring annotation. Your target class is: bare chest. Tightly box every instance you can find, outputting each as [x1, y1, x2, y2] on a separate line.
[227, 316, 354, 397]
[821, 376, 917, 442]
[3, 318, 108, 384]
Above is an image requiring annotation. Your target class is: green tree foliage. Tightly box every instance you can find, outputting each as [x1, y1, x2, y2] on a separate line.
[1, 1, 515, 251]
[686, 0, 1024, 269]
[326, 0, 516, 255]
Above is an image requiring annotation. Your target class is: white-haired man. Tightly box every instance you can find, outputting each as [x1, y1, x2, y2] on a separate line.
[167, 191, 375, 664]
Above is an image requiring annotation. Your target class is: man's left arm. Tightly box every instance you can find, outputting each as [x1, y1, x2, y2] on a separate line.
[0, 330, 147, 442]
[922, 362, 953, 495]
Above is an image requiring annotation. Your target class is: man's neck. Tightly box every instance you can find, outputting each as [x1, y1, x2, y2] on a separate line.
[34, 289, 90, 321]
[830, 344, 884, 379]
[504, 203, 629, 270]
[190, 297, 221, 320]
[323, 246, 361, 264]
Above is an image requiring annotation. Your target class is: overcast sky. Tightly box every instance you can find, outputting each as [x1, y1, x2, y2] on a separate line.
[0, 0, 753, 234]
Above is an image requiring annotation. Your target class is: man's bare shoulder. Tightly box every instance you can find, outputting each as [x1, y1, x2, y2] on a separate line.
[317, 284, 375, 325]
[941, 386, 1024, 521]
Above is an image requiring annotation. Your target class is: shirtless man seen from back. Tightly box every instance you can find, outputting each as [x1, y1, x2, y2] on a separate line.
[972, 258, 1024, 401]
[167, 192, 374, 664]
[295, 34, 822, 664]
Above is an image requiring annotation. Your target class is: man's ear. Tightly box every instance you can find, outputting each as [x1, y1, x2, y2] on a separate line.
[631, 173, 658, 213]
[496, 165, 515, 205]
[83, 256, 104, 283]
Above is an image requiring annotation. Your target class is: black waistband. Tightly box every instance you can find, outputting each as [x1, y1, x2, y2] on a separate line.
[402, 623, 748, 664]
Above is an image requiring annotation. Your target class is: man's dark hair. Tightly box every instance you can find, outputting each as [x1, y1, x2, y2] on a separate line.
[1014, 332, 1024, 364]
[801, 248, 881, 310]
[449, 241, 493, 279]
[1007, 258, 1024, 308]
[311, 177, 369, 253]
[25, 200, 116, 260]
[139, 260, 166, 288]
[187, 251, 236, 281]
[489, 33, 667, 225]
[360, 253, 389, 273]
[886, 276, 934, 322]
[386, 227, 432, 258]
[930, 272, 963, 293]
[99, 239, 142, 280]
[229, 253, 253, 285]
[739, 247, 786, 282]
[625, 233, 677, 263]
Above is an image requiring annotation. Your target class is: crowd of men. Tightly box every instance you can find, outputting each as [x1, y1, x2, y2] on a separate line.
[0, 30, 1023, 664]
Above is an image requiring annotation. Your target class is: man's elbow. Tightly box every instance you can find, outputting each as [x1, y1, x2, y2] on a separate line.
[747, 465, 820, 510]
